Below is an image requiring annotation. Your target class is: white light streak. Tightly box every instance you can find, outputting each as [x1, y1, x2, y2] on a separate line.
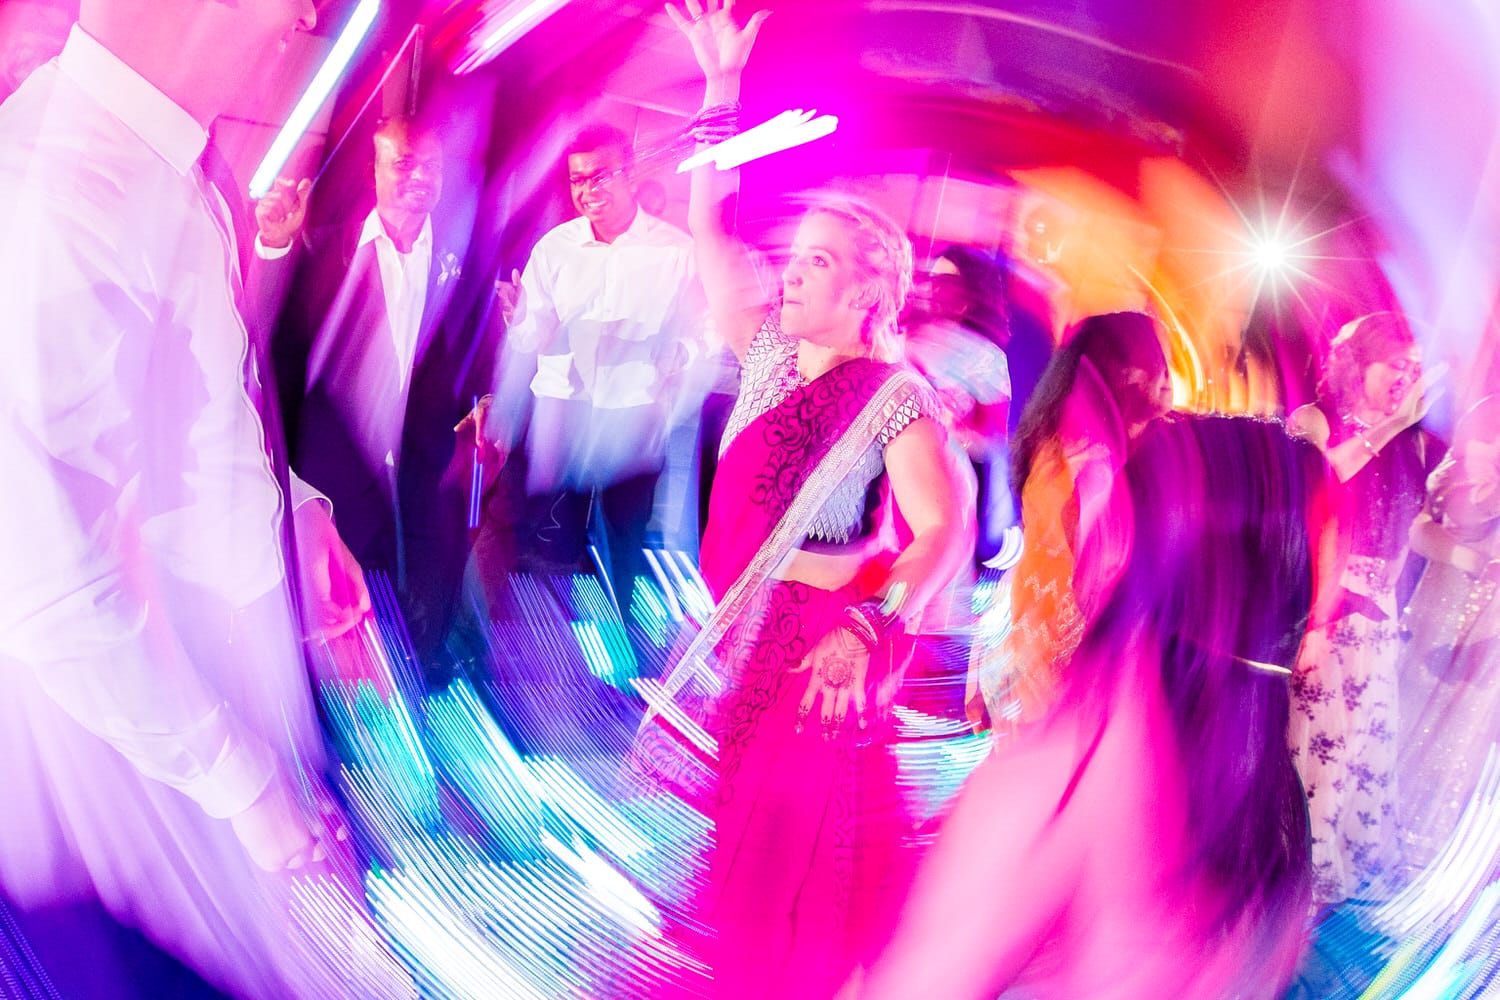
[455, 0, 571, 75]
[250, 0, 381, 199]
[677, 109, 840, 173]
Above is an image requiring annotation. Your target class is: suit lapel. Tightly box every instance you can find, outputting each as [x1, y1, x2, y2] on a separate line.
[410, 242, 460, 386]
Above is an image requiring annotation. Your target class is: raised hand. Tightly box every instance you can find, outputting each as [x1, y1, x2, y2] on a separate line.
[1393, 361, 1449, 431]
[664, 0, 770, 80]
[454, 394, 506, 468]
[254, 176, 312, 250]
[495, 268, 523, 327]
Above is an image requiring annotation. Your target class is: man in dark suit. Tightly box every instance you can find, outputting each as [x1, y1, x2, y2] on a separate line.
[256, 115, 492, 659]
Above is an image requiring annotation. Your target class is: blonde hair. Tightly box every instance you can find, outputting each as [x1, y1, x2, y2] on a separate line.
[801, 196, 913, 362]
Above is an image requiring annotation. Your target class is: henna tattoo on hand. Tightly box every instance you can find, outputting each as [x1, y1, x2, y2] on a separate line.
[821, 654, 855, 688]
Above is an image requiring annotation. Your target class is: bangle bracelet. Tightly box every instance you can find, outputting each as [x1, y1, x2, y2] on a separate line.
[842, 614, 879, 651]
[688, 101, 743, 144]
[842, 603, 882, 651]
[843, 598, 901, 652]
[695, 100, 742, 120]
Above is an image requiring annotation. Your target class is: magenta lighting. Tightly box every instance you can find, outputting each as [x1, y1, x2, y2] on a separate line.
[452, 0, 572, 75]
[250, 0, 381, 198]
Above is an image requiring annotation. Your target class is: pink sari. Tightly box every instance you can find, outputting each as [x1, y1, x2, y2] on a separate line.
[654, 358, 928, 999]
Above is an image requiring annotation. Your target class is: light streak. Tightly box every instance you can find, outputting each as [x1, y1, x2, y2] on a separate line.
[453, 0, 571, 76]
[249, 0, 381, 199]
[677, 109, 840, 173]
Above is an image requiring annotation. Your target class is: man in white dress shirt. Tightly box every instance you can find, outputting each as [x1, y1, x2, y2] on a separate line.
[259, 116, 491, 659]
[487, 123, 704, 615]
[0, 0, 373, 995]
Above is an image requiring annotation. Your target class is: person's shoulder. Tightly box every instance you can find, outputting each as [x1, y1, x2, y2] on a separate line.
[518, 217, 591, 282]
[637, 211, 693, 249]
[888, 361, 942, 407]
[537, 215, 592, 248]
[969, 704, 1113, 830]
[0, 69, 145, 220]
[1285, 403, 1330, 446]
[2, 147, 143, 283]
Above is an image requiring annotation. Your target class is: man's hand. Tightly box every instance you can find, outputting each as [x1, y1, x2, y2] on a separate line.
[495, 269, 522, 327]
[454, 394, 506, 469]
[254, 176, 312, 250]
[230, 770, 348, 872]
[293, 499, 371, 640]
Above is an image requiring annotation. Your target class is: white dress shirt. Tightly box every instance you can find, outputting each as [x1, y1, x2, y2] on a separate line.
[508, 208, 700, 409]
[500, 208, 704, 491]
[0, 26, 317, 819]
[358, 208, 433, 395]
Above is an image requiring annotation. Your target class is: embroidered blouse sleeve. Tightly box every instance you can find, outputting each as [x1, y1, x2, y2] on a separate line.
[719, 314, 798, 454]
[878, 374, 944, 448]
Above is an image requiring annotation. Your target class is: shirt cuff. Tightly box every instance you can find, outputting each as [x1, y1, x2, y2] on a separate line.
[183, 723, 278, 819]
[254, 235, 293, 260]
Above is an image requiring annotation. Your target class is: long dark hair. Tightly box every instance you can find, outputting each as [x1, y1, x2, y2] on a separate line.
[1009, 311, 1166, 498]
[933, 244, 1009, 346]
[1075, 414, 1317, 943]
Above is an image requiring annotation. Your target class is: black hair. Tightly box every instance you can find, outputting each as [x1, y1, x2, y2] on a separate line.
[1075, 414, 1317, 952]
[563, 122, 634, 167]
[1009, 311, 1166, 498]
[934, 245, 1010, 346]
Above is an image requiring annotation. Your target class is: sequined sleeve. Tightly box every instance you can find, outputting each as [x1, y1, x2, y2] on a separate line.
[719, 315, 798, 456]
[802, 372, 943, 544]
[877, 376, 943, 447]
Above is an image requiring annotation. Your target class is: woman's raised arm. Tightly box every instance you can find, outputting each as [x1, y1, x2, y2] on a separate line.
[666, 0, 772, 360]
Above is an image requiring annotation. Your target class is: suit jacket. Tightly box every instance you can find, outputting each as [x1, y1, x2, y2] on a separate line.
[259, 216, 497, 634]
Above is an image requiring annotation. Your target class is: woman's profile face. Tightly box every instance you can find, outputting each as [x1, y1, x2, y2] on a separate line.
[1359, 346, 1420, 416]
[780, 211, 868, 349]
[1116, 361, 1173, 427]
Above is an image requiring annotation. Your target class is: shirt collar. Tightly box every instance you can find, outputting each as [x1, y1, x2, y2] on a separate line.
[359, 209, 434, 255]
[573, 206, 650, 247]
[55, 25, 207, 176]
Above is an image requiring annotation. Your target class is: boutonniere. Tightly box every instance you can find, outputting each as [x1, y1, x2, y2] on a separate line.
[437, 252, 462, 286]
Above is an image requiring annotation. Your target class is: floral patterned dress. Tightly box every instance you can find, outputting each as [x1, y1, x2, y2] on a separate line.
[1289, 415, 1430, 902]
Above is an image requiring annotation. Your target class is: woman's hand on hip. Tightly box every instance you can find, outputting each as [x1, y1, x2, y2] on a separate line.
[797, 624, 871, 740]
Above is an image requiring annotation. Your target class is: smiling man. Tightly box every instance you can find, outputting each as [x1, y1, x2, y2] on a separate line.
[490, 122, 704, 619]
[259, 114, 494, 662]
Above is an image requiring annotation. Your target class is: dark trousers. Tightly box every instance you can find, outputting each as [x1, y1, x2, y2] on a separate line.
[518, 468, 661, 617]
